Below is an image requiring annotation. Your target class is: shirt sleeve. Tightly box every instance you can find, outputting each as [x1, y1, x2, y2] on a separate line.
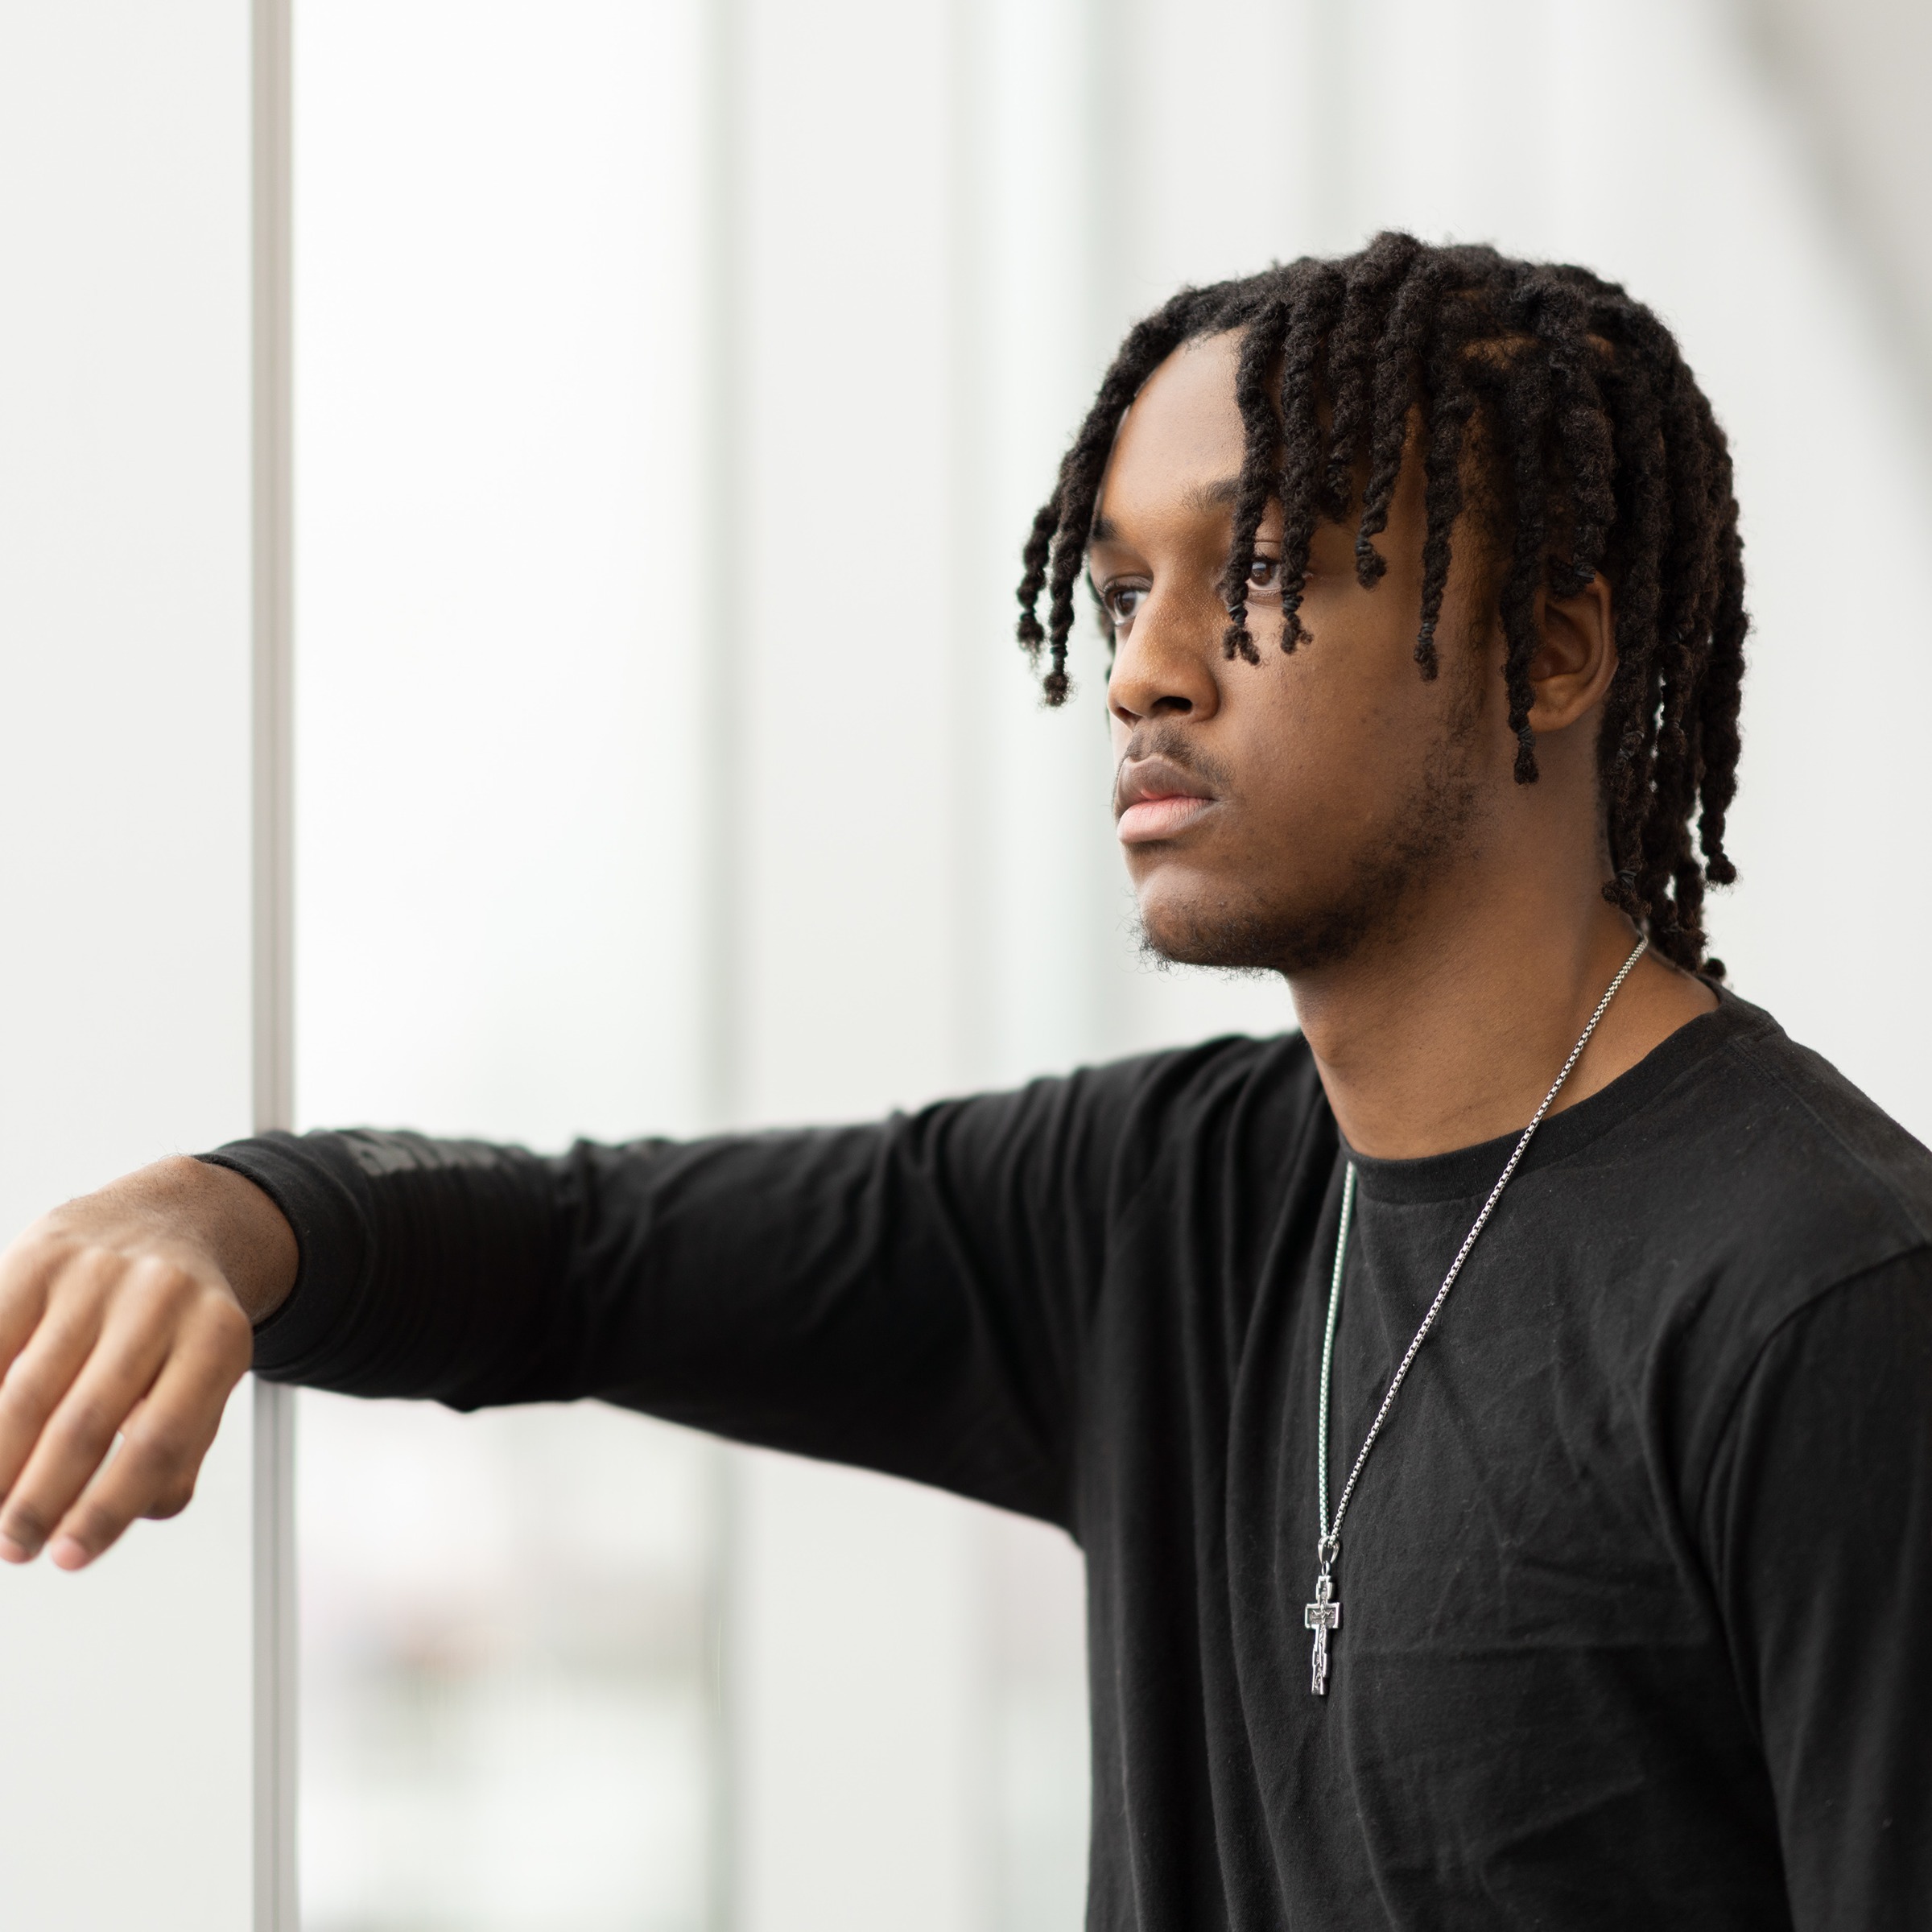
[1699, 1248, 1932, 1929]
[201, 1065, 1146, 1531]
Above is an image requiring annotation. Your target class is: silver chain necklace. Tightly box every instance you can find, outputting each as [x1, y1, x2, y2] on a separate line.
[1304, 938, 1649, 1697]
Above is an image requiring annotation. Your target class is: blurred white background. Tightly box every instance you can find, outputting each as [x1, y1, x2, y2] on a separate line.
[291, 2, 1932, 1929]
[288, 0, 1932, 1927]
[5, 2, 1931, 1929]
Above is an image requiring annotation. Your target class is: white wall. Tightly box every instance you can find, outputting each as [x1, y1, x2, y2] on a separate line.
[0, 4, 258, 1926]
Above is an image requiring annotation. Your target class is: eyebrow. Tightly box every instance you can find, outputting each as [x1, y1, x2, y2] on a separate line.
[1090, 476, 1245, 546]
[1185, 477, 1245, 513]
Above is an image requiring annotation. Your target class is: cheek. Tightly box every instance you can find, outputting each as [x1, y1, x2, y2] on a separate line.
[1229, 646, 1444, 853]
[1237, 659, 1374, 809]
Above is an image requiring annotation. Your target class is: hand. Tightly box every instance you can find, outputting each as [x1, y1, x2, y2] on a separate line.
[0, 1158, 298, 1571]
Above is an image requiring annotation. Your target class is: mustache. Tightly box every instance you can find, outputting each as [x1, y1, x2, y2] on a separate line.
[1114, 724, 1235, 798]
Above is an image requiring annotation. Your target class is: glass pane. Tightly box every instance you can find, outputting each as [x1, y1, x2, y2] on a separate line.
[298, 1394, 719, 1932]
[985, 1514, 1090, 1932]
[291, 0, 719, 1920]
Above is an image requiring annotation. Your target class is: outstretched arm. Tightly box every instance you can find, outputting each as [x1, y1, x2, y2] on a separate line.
[216, 1102, 1100, 1518]
[0, 1158, 298, 1569]
[0, 1051, 1167, 1571]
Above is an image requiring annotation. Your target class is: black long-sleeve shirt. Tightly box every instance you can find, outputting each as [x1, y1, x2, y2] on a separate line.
[209, 990, 1932, 1930]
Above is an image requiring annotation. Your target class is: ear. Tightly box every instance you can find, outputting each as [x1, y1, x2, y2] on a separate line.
[1525, 571, 1616, 732]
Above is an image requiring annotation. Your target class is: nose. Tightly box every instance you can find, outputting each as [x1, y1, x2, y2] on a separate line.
[1107, 588, 1224, 731]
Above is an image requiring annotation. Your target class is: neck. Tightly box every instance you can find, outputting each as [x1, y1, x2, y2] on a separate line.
[1286, 867, 1716, 1162]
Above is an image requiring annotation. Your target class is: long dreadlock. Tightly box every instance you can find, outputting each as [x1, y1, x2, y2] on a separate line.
[1013, 234, 1747, 976]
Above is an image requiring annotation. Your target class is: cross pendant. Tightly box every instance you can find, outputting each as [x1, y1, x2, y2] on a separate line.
[1305, 1571, 1341, 1696]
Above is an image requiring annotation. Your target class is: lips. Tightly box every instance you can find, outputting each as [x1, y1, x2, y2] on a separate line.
[1114, 753, 1220, 845]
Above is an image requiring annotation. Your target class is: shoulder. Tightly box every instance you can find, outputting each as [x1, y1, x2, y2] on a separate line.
[1684, 992, 1932, 1267]
[938, 1030, 1320, 1125]
[1084, 1029, 1320, 1113]
[1049, 1030, 1325, 1156]
[1608, 993, 1932, 1459]
[911, 1031, 1328, 1199]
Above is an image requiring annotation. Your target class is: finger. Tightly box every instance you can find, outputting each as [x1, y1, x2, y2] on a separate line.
[0, 1231, 64, 1376]
[0, 1298, 177, 1563]
[0, 1283, 109, 1537]
[44, 1304, 251, 1570]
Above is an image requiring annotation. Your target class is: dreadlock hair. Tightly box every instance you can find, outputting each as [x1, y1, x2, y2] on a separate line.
[1014, 233, 1747, 976]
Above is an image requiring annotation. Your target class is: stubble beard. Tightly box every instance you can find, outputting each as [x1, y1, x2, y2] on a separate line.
[1133, 691, 1488, 980]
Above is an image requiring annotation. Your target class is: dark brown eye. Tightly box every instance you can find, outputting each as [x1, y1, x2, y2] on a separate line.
[1248, 555, 1281, 590]
[1104, 583, 1147, 625]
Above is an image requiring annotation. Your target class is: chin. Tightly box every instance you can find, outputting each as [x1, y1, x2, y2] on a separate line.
[1135, 877, 1378, 977]
[1137, 886, 1292, 976]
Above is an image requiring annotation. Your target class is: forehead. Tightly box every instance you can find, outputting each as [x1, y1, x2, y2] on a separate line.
[1096, 332, 1245, 522]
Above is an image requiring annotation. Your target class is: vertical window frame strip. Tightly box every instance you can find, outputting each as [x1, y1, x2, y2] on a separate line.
[251, 1, 297, 1926]
[698, 6, 745, 1926]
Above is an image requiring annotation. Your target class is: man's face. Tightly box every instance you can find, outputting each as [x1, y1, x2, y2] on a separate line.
[1092, 330, 1502, 975]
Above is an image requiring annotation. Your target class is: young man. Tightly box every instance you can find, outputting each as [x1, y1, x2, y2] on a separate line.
[0, 235, 1925, 1929]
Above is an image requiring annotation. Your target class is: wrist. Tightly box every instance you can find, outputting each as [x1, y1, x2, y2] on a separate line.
[67, 1156, 300, 1325]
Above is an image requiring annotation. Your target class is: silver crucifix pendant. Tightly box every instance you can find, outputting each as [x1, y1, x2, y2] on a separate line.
[1305, 1570, 1341, 1695]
